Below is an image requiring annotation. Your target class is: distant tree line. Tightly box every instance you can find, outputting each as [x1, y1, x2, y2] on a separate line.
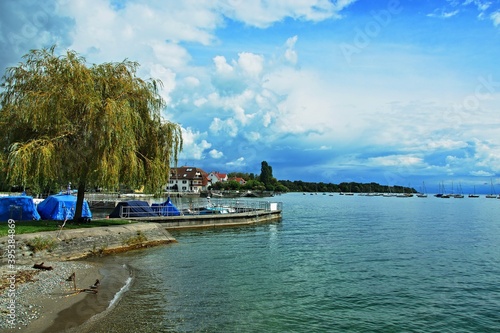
[210, 161, 415, 194]
[276, 180, 416, 194]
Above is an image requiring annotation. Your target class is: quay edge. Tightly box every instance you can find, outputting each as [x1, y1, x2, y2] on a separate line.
[127, 209, 283, 231]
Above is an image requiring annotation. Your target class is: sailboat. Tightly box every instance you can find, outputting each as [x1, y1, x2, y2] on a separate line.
[416, 181, 427, 198]
[468, 185, 479, 198]
[453, 182, 464, 198]
[440, 183, 450, 198]
[434, 182, 444, 197]
[486, 179, 497, 198]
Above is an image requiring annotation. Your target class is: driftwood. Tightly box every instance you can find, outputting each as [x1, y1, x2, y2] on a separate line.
[79, 288, 98, 294]
[33, 262, 53, 271]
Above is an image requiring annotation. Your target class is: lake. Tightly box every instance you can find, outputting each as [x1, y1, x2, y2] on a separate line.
[79, 193, 500, 332]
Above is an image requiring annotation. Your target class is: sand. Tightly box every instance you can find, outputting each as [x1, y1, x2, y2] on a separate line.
[0, 261, 103, 333]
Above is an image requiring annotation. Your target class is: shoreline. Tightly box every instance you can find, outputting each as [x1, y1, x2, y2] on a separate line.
[0, 260, 103, 332]
[0, 258, 133, 333]
[0, 211, 281, 331]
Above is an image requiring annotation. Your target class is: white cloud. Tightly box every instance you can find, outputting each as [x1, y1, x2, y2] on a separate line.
[237, 52, 264, 78]
[244, 131, 261, 142]
[217, 0, 356, 28]
[226, 157, 246, 167]
[184, 76, 200, 87]
[209, 117, 238, 137]
[213, 55, 234, 75]
[180, 127, 211, 160]
[150, 42, 191, 70]
[426, 140, 468, 150]
[284, 35, 299, 64]
[470, 170, 494, 177]
[491, 11, 500, 26]
[367, 155, 425, 167]
[209, 149, 224, 159]
[427, 9, 459, 18]
[149, 64, 176, 104]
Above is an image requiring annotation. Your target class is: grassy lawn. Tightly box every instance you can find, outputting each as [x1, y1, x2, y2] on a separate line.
[0, 219, 134, 237]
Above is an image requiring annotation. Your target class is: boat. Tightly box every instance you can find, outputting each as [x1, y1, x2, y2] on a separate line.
[434, 182, 444, 197]
[453, 182, 464, 198]
[416, 181, 428, 197]
[486, 179, 497, 198]
[468, 186, 479, 198]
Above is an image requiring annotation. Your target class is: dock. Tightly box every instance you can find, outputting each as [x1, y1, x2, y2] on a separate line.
[102, 197, 283, 230]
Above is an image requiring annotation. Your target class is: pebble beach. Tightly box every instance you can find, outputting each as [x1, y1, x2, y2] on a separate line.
[0, 261, 103, 333]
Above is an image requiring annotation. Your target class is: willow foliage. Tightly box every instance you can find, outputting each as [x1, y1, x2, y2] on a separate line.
[0, 46, 182, 219]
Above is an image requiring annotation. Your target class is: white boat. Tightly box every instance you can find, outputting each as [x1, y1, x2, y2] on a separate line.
[486, 179, 497, 198]
[416, 181, 427, 197]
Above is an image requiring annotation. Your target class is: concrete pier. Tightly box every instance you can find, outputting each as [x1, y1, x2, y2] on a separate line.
[128, 209, 282, 230]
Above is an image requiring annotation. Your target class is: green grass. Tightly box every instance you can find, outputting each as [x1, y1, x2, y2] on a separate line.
[27, 236, 58, 252]
[0, 219, 134, 237]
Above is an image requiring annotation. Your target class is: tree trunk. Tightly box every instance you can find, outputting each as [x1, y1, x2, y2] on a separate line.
[74, 182, 86, 221]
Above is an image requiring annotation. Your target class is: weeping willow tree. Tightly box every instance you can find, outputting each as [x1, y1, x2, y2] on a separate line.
[0, 46, 183, 220]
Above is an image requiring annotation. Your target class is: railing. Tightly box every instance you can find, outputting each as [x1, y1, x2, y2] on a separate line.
[116, 198, 282, 218]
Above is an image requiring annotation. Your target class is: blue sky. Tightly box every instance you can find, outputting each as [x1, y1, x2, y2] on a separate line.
[1, 0, 500, 193]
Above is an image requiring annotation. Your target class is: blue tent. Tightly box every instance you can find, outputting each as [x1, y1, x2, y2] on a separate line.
[151, 197, 181, 216]
[0, 196, 41, 222]
[37, 194, 92, 221]
[109, 200, 158, 218]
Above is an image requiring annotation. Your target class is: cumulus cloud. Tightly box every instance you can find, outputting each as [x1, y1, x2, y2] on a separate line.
[284, 35, 299, 64]
[368, 155, 425, 167]
[217, 0, 357, 28]
[213, 55, 234, 75]
[226, 157, 246, 167]
[491, 11, 500, 26]
[237, 52, 264, 78]
[209, 149, 224, 159]
[180, 127, 211, 160]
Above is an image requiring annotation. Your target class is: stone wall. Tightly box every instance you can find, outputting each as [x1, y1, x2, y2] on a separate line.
[0, 223, 177, 265]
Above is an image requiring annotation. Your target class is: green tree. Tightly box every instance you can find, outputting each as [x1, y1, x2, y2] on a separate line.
[0, 47, 183, 220]
[242, 179, 265, 191]
[259, 161, 273, 186]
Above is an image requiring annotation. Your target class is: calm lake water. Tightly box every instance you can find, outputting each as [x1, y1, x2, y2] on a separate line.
[81, 193, 500, 332]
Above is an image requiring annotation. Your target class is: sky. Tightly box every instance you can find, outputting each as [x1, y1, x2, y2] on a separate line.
[1, 0, 500, 194]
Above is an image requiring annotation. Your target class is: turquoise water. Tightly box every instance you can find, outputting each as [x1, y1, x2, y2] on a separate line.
[82, 193, 500, 332]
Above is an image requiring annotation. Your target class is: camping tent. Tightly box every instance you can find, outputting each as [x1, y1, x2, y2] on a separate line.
[37, 194, 92, 221]
[151, 197, 181, 216]
[109, 200, 158, 218]
[0, 196, 41, 222]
